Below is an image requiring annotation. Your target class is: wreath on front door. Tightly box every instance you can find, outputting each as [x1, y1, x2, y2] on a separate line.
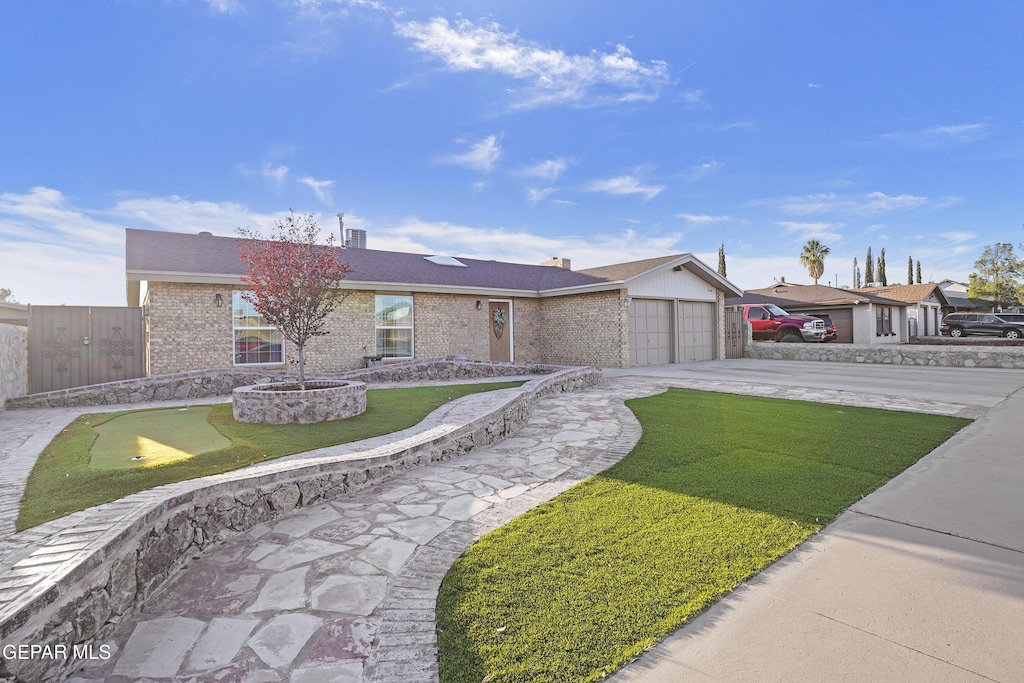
[492, 307, 507, 339]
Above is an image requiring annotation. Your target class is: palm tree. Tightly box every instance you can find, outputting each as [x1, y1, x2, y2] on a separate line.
[800, 239, 831, 285]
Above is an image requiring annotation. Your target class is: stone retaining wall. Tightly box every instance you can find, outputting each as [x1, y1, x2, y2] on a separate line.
[0, 366, 600, 682]
[4, 359, 564, 410]
[0, 324, 27, 411]
[747, 340, 1024, 368]
[232, 381, 368, 424]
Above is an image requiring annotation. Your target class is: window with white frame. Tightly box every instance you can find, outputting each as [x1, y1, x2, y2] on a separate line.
[232, 291, 284, 365]
[375, 294, 413, 358]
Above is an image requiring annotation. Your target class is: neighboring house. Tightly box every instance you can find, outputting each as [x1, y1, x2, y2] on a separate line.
[937, 280, 984, 313]
[726, 283, 911, 344]
[125, 229, 742, 373]
[849, 283, 949, 337]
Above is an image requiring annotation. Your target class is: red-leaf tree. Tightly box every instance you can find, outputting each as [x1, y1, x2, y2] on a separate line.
[237, 211, 353, 388]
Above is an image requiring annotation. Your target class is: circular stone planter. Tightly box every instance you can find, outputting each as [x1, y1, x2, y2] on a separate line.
[232, 380, 367, 424]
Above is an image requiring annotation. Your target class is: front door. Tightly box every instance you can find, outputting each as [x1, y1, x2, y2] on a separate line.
[489, 301, 512, 362]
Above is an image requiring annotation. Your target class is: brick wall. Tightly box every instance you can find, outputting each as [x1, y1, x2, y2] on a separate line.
[413, 293, 489, 360]
[146, 282, 236, 376]
[539, 289, 629, 367]
[512, 297, 541, 362]
[147, 282, 631, 374]
[296, 291, 376, 373]
[0, 323, 27, 408]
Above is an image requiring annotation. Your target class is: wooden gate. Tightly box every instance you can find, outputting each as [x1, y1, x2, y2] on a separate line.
[28, 306, 146, 394]
[724, 310, 745, 359]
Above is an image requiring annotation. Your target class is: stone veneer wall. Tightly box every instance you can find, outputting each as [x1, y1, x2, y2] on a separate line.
[0, 366, 601, 682]
[0, 324, 28, 410]
[747, 340, 1024, 368]
[5, 359, 565, 409]
[539, 289, 630, 368]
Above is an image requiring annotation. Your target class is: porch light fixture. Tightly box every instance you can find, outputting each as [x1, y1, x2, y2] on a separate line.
[215, 293, 223, 308]
[625, 297, 633, 307]
[476, 300, 482, 310]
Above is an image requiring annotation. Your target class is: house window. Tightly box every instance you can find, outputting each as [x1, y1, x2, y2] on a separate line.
[375, 294, 413, 358]
[232, 291, 283, 365]
[875, 306, 893, 336]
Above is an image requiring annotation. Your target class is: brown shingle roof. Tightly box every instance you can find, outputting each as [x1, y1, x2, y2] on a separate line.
[745, 284, 910, 306]
[578, 254, 683, 281]
[849, 283, 949, 306]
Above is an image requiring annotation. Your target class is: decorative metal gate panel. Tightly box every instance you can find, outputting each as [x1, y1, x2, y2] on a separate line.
[28, 306, 146, 394]
[724, 310, 745, 359]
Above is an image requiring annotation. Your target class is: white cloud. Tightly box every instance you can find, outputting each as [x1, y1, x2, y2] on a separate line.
[0, 189, 288, 306]
[394, 17, 670, 108]
[527, 188, 556, 204]
[777, 221, 844, 243]
[239, 162, 289, 186]
[689, 160, 722, 181]
[681, 89, 706, 106]
[677, 213, 731, 224]
[585, 175, 663, 201]
[939, 231, 976, 244]
[719, 121, 755, 132]
[364, 217, 683, 269]
[299, 176, 335, 204]
[757, 191, 929, 216]
[204, 0, 243, 15]
[691, 253, 801, 290]
[807, 82, 823, 89]
[878, 122, 989, 147]
[521, 158, 569, 182]
[860, 191, 928, 213]
[443, 135, 502, 172]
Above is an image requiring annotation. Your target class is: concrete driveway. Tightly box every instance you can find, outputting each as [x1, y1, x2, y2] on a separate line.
[607, 359, 1024, 683]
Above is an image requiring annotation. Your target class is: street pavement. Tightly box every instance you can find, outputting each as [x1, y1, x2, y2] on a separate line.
[2, 360, 1022, 682]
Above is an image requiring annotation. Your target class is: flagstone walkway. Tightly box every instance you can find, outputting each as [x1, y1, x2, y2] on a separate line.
[55, 375, 980, 683]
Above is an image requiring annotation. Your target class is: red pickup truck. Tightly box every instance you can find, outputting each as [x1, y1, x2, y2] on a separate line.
[742, 304, 827, 342]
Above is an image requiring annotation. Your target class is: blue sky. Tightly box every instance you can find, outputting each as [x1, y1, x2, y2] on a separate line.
[2, 1, 1022, 305]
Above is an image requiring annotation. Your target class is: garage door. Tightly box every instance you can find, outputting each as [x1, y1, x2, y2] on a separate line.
[678, 301, 715, 361]
[629, 299, 672, 365]
[828, 308, 854, 343]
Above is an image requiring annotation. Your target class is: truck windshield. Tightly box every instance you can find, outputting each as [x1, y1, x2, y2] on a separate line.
[765, 305, 789, 317]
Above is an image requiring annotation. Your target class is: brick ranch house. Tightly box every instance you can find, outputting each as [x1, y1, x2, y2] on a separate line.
[125, 228, 742, 374]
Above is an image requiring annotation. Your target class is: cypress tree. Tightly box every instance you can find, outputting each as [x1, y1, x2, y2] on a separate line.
[879, 248, 887, 286]
[853, 257, 860, 288]
[717, 243, 727, 277]
[908, 256, 914, 285]
[865, 247, 874, 284]
[916, 260, 922, 284]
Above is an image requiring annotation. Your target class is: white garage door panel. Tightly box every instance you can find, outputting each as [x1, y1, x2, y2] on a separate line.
[629, 299, 672, 366]
[678, 301, 714, 362]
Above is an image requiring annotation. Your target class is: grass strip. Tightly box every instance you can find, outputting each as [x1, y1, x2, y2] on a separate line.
[18, 381, 523, 530]
[436, 389, 970, 683]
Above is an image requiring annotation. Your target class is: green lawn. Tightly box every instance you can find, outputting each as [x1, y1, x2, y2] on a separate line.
[18, 381, 523, 530]
[436, 389, 971, 683]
